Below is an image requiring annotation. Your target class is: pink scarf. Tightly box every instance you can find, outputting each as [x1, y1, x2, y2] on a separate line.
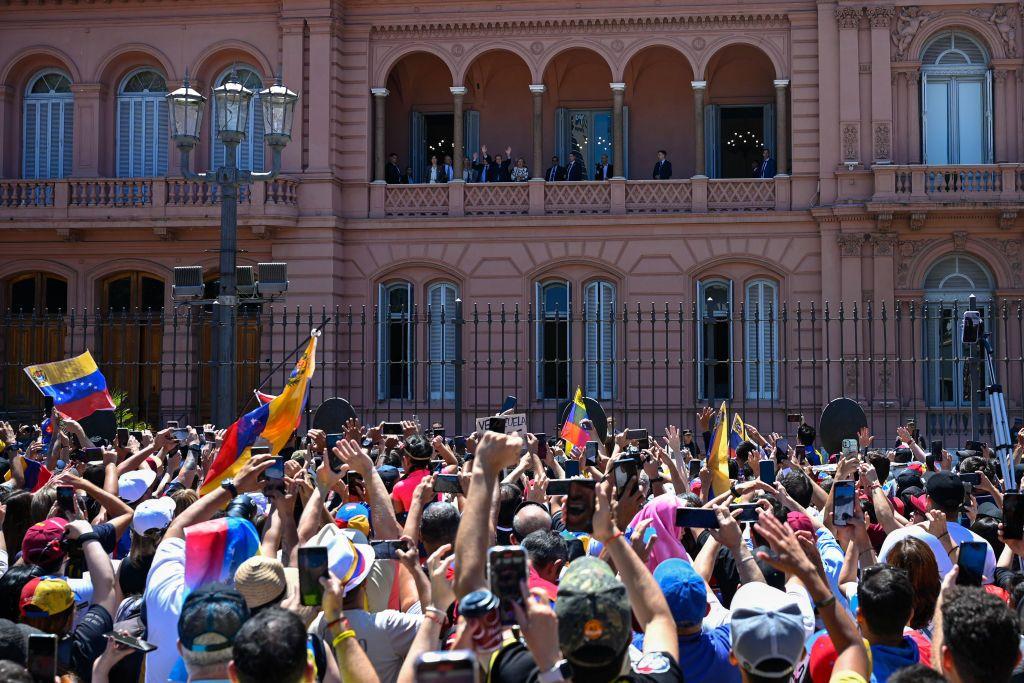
[628, 493, 691, 571]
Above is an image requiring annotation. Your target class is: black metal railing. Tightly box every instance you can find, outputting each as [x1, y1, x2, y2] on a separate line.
[1, 300, 1022, 445]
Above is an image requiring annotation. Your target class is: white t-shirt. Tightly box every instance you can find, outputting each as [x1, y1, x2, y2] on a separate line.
[311, 608, 422, 683]
[878, 522, 996, 584]
[143, 537, 186, 683]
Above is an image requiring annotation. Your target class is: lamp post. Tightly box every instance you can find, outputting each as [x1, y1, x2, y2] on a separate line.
[167, 72, 298, 427]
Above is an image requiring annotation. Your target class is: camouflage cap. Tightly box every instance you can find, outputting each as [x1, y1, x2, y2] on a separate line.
[554, 556, 630, 666]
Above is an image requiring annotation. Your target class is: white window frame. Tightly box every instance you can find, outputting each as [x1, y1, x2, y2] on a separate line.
[535, 280, 571, 400]
[697, 279, 733, 400]
[427, 282, 458, 400]
[210, 67, 265, 172]
[378, 281, 414, 401]
[22, 70, 73, 180]
[744, 279, 778, 400]
[116, 68, 169, 178]
[921, 33, 993, 165]
[584, 280, 615, 400]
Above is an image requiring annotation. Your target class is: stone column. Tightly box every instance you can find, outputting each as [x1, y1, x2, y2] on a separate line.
[529, 84, 545, 179]
[450, 86, 467, 179]
[0, 86, 10, 177]
[835, 7, 862, 165]
[691, 80, 707, 176]
[773, 79, 789, 175]
[907, 72, 921, 163]
[867, 7, 895, 163]
[610, 82, 625, 178]
[306, 17, 335, 172]
[279, 17, 305, 172]
[371, 87, 389, 182]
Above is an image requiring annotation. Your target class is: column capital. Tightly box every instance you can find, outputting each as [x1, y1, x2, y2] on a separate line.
[450, 86, 468, 96]
[773, 79, 790, 88]
[691, 80, 707, 90]
[528, 84, 546, 94]
[834, 6, 862, 29]
[609, 82, 626, 92]
[370, 87, 390, 97]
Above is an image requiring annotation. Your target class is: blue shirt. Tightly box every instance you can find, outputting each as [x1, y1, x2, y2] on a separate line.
[633, 624, 740, 683]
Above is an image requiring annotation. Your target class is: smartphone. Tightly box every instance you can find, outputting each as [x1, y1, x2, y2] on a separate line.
[453, 435, 467, 454]
[930, 439, 943, 462]
[117, 428, 129, 448]
[166, 420, 179, 429]
[297, 546, 329, 606]
[729, 503, 762, 523]
[565, 479, 596, 532]
[488, 546, 527, 625]
[841, 439, 858, 457]
[613, 457, 641, 494]
[584, 441, 599, 464]
[562, 460, 580, 477]
[172, 428, 189, 443]
[56, 485, 75, 511]
[130, 430, 143, 442]
[500, 395, 517, 413]
[433, 473, 463, 495]
[775, 439, 790, 459]
[759, 459, 776, 486]
[432, 428, 446, 439]
[43, 396, 54, 415]
[625, 428, 648, 441]
[250, 446, 271, 456]
[1003, 493, 1024, 540]
[675, 507, 720, 529]
[83, 446, 103, 461]
[414, 650, 478, 683]
[638, 437, 651, 450]
[787, 413, 804, 423]
[688, 459, 703, 479]
[27, 633, 57, 683]
[535, 433, 547, 460]
[832, 480, 856, 526]
[371, 539, 409, 561]
[960, 471, 981, 487]
[382, 422, 404, 435]
[105, 631, 158, 652]
[546, 479, 573, 496]
[966, 440, 985, 453]
[204, 430, 216, 442]
[957, 541, 988, 586]
[487, 417, 507, 433]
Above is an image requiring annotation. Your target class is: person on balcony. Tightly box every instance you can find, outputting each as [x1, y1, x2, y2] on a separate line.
[426, 155, 448, 184]
[652, 150, 672, 179]
[462, 156, 478, 183]
[511, 157, 530, 182]
[565, 151, 585, 181]
[404, 166, 415, 184]
[443, 155, 455, 182]
[755, 147, 776, 178]
[385, 153, 404, 184]
[545, 155, 565, 182]
[490, 147, 513, 182]
[594, 154, 614, 180]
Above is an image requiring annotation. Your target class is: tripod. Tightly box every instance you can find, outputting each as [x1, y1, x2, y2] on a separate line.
[964, 295, 1016, 490]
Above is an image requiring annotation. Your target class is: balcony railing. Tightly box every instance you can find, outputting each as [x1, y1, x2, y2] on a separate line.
[0, 177, 300, 218]
[372, 176, 792, 218]
[872, 164, 1024, 203]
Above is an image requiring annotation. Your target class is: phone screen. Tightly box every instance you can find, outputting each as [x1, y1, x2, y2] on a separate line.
[370, 540, 408, 561]
[171, 428, 189, 443]
[675, 507, 720, 529]
[775, 439, 790, 459]
[265, 456, 286, 480]
[625, 429, 648, 441]
[546, 479, 572, 496]
[584, 441, 599, 464]
[487, 417, 506, 433]
[565, 480, 596, 532]
[117, 428, 129, 448]
[957, 541, 988, 586]
[57, 485, 75, 511]
[613, 457, 641, 495]
[500, 395, 517, 413]
[535, 433, 547, 460]
[832, 481, 856, 526]
[382, 422, 404, 435]
[433, 474, 463, 494]
[729, 504, 762, 523]
[960, 471, 981, 487]
[489, 546, 527, 625]
[297, 547, 329, 606]
[1004, 493, 1024, 540]
[688, 459, 703, 479]
[415, 652, 477, 683]
[106, 631, 158, 652]
[27, 633, 57, 683]
[759, 459, 776, 485]
[562, 460, 580, 477]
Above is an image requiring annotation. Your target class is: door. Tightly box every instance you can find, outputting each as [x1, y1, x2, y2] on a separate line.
[559, 109, 614, 176]
[3, 274, 67, 414]
[922, 73, 992, 164]
[709, 105, 773, 178]
[697, 280, 733, 400]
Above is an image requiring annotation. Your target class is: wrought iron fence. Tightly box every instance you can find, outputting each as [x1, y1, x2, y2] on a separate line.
[1, 300, 1022, 446]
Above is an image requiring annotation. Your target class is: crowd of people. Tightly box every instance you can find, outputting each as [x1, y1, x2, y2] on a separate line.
[0, 407, 1022, 683]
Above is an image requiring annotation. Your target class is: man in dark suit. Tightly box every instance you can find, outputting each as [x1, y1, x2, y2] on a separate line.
[491, 150, 512, 182]
[594, 154, 614, 180]
[564, 151, 585, 181]
[443, 155, 455, 182]
[545, 155, 565, 182]
[755, 147, 777, 178]
[652, 150, 672, 179]
[385, 153, 404, 184]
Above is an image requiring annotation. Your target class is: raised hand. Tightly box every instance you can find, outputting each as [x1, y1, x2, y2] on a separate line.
[857, 426, 874, 449]
[663, 425, 681, 453]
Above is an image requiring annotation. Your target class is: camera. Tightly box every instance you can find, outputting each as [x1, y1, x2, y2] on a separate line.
[962, 309, 983, 345]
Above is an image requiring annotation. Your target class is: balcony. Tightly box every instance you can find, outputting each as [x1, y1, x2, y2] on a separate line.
[871, 164, 1024, 206]
[370, 176, 792, 218]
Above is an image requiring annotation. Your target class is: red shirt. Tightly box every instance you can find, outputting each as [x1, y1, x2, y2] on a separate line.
[528, 565, 559, 600]
[391, 468, 431, 512]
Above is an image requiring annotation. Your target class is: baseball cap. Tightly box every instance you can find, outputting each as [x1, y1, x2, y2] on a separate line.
[334, 502, 372, 537]
[652, 558, 707, 626]
[178, 583, 250, 653]
[132, 496, 176, 534]
[895, 469, 924, 495]
[555, 557, 631, 672]
[730, 582, 807, 678]
[325, 532, 375, 594]
[786, 511, 814, 535]
[19, 577, 74, 618]
[234, 556, 298, 611]
[925, 471, 965, 510]
[978, 501, 1003, 520]
[377, 465, 400, 486]
[118, 468, 157, 503]
[21, 518, 68, 568]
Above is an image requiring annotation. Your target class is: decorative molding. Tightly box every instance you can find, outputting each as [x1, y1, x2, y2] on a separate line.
[691, 80, 708, 90]
[876, 212, 894, 233]
[896, 238, 939, 286]
[250, 225, 272, 240]
[866, 6, 896, 28]
[909, 212, 927, 231]
[873, 121, 892, 162]
[370, 87, 390, 97]
[872, 231, 898, 255]
[999, 210, 1018, 230]
[952, 230, 968, 252]
[892, 6, 935, 60]
[152, 226, 175, 241]
[859, 62, 872, 73]
[981, 237, 1024, 286]
[56, 228, 80, 242]
[837, 232, 866, 257]
[450, 86, 469, 96]
[968, 5, 1018, 57]
[835, 6, 863, 29]
[841, 123, 859, 162]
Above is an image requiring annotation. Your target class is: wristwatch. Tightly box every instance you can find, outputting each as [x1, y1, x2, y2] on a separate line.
[538, 660, 573, 683]
[221, 479, 239, 497]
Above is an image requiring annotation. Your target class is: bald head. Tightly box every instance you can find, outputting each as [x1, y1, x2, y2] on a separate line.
[512, 504, 552, 543]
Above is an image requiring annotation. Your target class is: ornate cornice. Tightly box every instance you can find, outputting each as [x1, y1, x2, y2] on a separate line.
[834, 6, 863, 29]
[866, 6, 896, 28]
[837, 232, 866, 257]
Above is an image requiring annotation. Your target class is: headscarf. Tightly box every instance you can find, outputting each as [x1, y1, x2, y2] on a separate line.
[627, 493, 691, 571]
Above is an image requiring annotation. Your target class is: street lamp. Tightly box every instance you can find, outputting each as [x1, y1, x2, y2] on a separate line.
[167, 70, 298, 427]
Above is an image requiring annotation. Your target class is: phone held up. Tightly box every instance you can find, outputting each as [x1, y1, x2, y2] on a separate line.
[297, 546, 329, 607]
[488, 545, 527, 625]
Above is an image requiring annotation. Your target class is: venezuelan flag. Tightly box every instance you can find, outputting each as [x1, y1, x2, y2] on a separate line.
[728, 412, 747, 459]
[24, 351, 115, 422]
[200, 334, 317, 496]
[707, 402, 732, 498]
[6, 455, 52, 492]
[183, 517, 261, 591]
[560, 387, 590, 454]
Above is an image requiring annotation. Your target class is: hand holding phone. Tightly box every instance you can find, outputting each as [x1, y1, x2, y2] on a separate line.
[832, 480, 856, 526]
[433, 473, 463, 495]
[488, 546, 527, 625]
[297, 547, 329, 606]
[675, 507, 720, 529]
[1003, 493, 1024, 540]
[564, 480, 596, 532]
[956, 541, 988, 586]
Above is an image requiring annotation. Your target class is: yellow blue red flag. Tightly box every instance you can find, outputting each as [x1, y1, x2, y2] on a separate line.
[729, 412, 747, 459]
[560, 387, 590, 454]
[24, 351, 115, 421]
[708, 402, 732, 497]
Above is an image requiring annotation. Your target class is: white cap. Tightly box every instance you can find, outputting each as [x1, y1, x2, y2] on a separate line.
[118, 468, 157, 503]
[729, 582, 808, 677]
[131, 496, 176, 534]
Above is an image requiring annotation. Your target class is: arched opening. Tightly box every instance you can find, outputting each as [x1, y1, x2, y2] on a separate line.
[697, 278, 733, 399]
[920, 31, 992, 164]
[116, 68, 169, 178]
[3, 273, 68, 414]
[23, 70, 73, 180]
[210, 67, 266, 172]
[461, 49, 532, 180]
[536, 280, 571, 400]
[623, 46, 695, 179]
[384, 52, 453, 184]
[704, 44, 777, 178]
[542, 48, 614, 178]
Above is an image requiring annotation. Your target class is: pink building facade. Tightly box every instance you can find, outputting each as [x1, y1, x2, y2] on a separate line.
[1, 0, 1022, 438]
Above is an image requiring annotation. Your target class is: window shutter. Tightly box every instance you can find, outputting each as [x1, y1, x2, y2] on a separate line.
[704, 104, 720, 178]
[584, 282, 599, 396]
[377, 285, 388, 399]
[143, 98, 155, 175]
[23, 100, 38, 178]
[251, 94, 265, 171]
[428, 283, 457, 399]
[116, 99, 131, 177]
[464, 110, 480, 159]
[212, 97, 225, 171]
[696, 279, 705, 399]
[410, 111, 425, 183]
[47, 102, 60, 178]
[62, 99, 73, 178]
[156, 98, 169, 175]
[555, 108, 568, 163]
[745, 280, 777, 399]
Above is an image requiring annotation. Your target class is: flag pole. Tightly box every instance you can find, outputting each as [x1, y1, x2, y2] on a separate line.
[237, 317, 330, 416]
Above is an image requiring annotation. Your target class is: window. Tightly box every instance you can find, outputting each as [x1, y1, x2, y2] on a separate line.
[922, 255, 994, 406]
[117, 69, 169, 177]
[921, 32, 992, 164]
[697, 279, 733, 400]
[378, 282, 413, 400]
[536, 281, 570, 399]
[584, 280, 615, 399]
[427, 282, 458, 400]
[744, 279, 778, 399]
[23, 71, 73, 179]
[211, 68, 265, 172]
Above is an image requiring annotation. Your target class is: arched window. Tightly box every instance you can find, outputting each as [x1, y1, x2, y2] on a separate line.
[23, 71, 73, 179]
[921, 32, 992, 164]
[536, 281, 570, 400]
[584, 280, 615, 400]
[427, 282, 458, 400]
[211, 67, 265, 172]
[116, 69, 169, 177]
[697, 279, 732, 400]
[744, 279, 778, 400]
[922, 255, 994, 406]
[378, 282, 413, 400]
